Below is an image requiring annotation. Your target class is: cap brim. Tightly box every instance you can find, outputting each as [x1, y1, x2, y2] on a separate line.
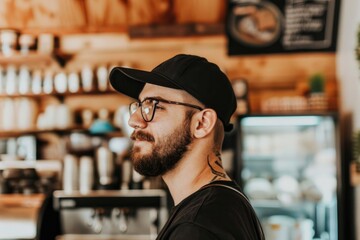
[109, 67, 180, 99]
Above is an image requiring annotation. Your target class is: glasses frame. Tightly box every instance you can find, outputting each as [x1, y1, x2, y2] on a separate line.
[129, 97, 204, 122]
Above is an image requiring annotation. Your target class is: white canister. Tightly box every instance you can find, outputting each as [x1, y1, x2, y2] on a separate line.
[2, 98, 16, 131]
[17, 98, 37, 130]
[121, 160, 132, 190]
[54, 72, 68, 94]
[0, 66, 4, 94]
[0, 30, 17, 56]
[79, 156, 94, 194]
[96, 65, 108, 92]
[96, 146, 114, 185]
[263, 215, 295, 240]
[43, 71, 53, 94]
[5, 65, 17, 95]
[44, 104, 57, 129]
[19, 34, 35, 55]
[81, 65, 94, 92]
[37, 33, 54, 54]
[36, 112, 47, 130]
[18, 65, 31, 94]
[31, 70, 42, 94]
[292, 219, 314, 240]
[68, 72, 80, 93]
[63, 154, 79, 193]
[55, 104, 73, 129]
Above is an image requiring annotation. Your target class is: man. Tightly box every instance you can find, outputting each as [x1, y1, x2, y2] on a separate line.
[109, 54, 264, 239]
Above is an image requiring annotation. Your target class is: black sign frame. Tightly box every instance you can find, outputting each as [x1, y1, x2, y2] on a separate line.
[226, 0, 341, 55]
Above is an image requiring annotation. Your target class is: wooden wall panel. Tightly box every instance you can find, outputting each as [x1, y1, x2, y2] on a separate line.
[173, 0, 226, 24]
[85, 0, 127, 27]
[0, 0, 225, 31]
[0, 0, 86, 29]
[128, 0, 174, 26]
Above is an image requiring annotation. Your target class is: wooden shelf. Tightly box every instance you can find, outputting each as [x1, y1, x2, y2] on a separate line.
[0, 52, 54, 65]
[0, 127, 86, 138]
[0, 89, 118, 98]
[0, 194, 45, 208]
[0, 127, 124, 138]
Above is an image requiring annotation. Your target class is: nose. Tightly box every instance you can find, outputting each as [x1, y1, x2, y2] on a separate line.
[128, 108, 147, 129]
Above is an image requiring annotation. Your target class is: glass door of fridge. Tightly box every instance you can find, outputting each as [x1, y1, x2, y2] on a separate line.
[238, 115, 339, 240]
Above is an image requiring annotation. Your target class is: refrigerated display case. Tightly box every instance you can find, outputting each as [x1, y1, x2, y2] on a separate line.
[235, 113, 346, 240]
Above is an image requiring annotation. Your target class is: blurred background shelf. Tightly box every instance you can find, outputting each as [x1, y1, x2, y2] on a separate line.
[0, 128, 124, 138]
[0, 52, 54, 65]
[0, 193, 45, 208]
[0, 127, 86, 138]
[0, 89, 118, 98]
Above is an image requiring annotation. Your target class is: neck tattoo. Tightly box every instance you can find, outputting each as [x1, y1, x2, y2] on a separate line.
[207, 153, 226, 182]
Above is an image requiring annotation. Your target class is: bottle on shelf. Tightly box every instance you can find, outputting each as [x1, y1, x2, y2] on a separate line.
[31, 70, 42, 95]
[18, 65, 31, 95]
[68, 71, 80, 93]
[81, 64, 94, 92]
[96, 65, 108, 92]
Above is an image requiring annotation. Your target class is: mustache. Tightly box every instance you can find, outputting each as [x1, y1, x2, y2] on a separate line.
[131, 130, 155, 142]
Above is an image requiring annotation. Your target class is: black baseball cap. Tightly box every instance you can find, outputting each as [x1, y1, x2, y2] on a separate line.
[109, 54, 237, 132]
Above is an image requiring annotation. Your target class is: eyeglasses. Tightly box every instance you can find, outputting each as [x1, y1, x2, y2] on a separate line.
[129, 97, 203, 122]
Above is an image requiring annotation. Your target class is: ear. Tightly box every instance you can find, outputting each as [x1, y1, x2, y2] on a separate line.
[192, 109, 217, 138]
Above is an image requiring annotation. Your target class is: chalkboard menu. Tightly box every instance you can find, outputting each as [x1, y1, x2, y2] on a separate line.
[226, 0, 341, 55]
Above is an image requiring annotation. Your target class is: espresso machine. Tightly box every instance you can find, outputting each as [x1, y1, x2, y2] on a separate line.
[53, 189, 168, 240]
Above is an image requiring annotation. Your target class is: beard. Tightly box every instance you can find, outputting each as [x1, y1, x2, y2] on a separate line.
[130, 113, 193, 177]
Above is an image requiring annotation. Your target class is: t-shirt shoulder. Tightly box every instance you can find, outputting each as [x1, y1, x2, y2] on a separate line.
[173, 180, 251, 223]
[168, 222, 219, 240]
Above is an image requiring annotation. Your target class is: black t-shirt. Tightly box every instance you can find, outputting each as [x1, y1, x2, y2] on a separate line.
[156, 180, 264, 240]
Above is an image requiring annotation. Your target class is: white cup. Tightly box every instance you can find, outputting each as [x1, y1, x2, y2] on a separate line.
[43, 71, 53, 94]
[79, 156, 94, 194]
[31, 70, 42, 94]
[81, 65, 94, 92]
[1, 30, 17, 56]
[17, 98, 37, 130]
[96, 65, 108, 92]
[18, 65, 31, 94]
[96, 146, 114, 185]
[44, 104, 57, 129]
[2, 98, 16, 130]
[63, 154, 79, 193]
[68, 72, 80, 93]
[19, 34, 35, 55]
[5, 65, 17, 95]
[36, 112, 47, 130]
[55, 104, 73, 129]
[37, 33, 54, 54]
[264, 215, 295, 240]
[0, 66, 4, 94]
[54, 72, 68, 94]
[292, 219, 314, 240]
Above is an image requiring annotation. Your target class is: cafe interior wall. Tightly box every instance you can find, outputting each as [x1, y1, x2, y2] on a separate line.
[0, 0, 350, 237]
[336, 0, 360, 239]
[0, 0, 339, 114]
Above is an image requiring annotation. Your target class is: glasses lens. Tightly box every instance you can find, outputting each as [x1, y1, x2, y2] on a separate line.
[141, 99, 155, 121]
[129, 102, 139, 115]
